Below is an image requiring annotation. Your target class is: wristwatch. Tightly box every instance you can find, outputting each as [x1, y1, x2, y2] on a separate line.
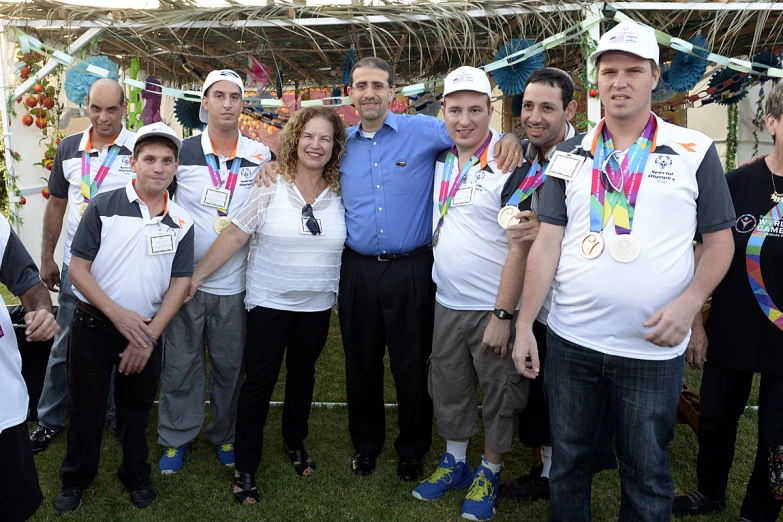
[493, 308, 514, 320]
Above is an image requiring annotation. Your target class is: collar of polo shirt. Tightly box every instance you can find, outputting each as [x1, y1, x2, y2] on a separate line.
[79, 123, 132, 153]
[584, 113, 667, 155]
[200, 126, 245, 160]
[128, 179, 170, 220]
[526, 121, 576, 163]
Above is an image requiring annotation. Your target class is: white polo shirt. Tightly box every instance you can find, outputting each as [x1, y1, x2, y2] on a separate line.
[70, 181, 194, 318]
[538, 114, 735, 360]
[48, 125, 136, 265]
[0, 219, 43, 433]
[172, 129, 273, 296]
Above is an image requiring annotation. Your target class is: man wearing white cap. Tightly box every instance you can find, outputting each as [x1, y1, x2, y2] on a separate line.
[410, 66, 533, 521]
[157, 70, 273, 474]
[511, 21, 736, 520]
[54, 123, 194, 514]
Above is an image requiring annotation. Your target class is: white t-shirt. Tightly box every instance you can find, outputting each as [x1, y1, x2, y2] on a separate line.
[173, 129, 272, 295]
[233, 177, 347, 312]
[538, 115, 735, 360]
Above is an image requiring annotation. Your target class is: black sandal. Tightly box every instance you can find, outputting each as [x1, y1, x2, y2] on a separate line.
[285, 444, 316, 476]
[233, 471, 259, 505]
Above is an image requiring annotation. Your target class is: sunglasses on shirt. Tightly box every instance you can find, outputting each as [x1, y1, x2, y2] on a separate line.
[302, 204, 321, 235]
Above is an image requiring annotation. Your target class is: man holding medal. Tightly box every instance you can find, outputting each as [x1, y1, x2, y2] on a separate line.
[511, 21, 736, 521]
[32, 78, 135, 453]
[410, 66, 530, 521]
[157, 69, 273, 474]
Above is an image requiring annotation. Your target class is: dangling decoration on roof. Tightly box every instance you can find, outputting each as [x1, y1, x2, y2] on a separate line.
[490, 39, 546, 95]
[174, 98, 205, 133]
[246, 55, 270, 90]
[276, 70, 284, 99]
[342, 48, 357, 87]
[142, 76, 162, 125]
[64, 55, 119, 106]
[752, 51, 781, 80]
[668, 34, 710, 92]
[708, 67, 749, 105]
[652, 64, 676, 104]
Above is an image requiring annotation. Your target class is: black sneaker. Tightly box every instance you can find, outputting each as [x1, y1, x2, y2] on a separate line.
[672, 490, 726, 517]
[53, 486, 83, 514]
[127, 476, 157, 509]
[30, 425, 58, 454]
[499, 463, 550, 501]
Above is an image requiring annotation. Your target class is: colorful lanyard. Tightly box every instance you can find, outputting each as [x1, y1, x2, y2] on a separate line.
[204, 154, 242, 216]
[436, 134, 492, 229]
[589, 115, 657, 235]
[506, 153, 546, 208]
[746, 201, 783, 331]
[80, 144, 121, 202]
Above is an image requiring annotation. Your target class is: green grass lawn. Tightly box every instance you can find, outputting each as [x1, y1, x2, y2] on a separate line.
[24, 313, 773, 521]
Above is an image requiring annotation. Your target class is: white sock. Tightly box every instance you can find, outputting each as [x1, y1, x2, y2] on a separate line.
[540, 445, 552, 479]
[482, 456, 503, 475]
[446, 440, 468, 463]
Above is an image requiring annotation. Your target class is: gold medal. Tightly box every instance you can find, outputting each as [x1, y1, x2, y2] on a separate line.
[609, 235, 640, 263]
[78, 202, 88, 217]
[580, 232, 604, 259]
[497, 205, 521, 229]
[214, 216, 231, 234]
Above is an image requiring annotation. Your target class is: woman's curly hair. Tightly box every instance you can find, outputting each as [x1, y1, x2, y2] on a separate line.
[276, 106, 346, 191]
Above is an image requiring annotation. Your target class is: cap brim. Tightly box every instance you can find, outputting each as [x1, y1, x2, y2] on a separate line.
[135, 131, 183, 152]
[589, 46, 657, 65]
[199, 104, 208, 124]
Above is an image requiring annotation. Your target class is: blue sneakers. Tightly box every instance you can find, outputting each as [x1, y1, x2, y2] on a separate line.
[412, 453, 473, 501]
[217, 444, 235, 467]
[460, 464, 500, 521]
[159, 445, 189, 475]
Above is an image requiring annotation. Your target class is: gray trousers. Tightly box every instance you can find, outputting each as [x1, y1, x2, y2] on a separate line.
[157, 290, 246, 448]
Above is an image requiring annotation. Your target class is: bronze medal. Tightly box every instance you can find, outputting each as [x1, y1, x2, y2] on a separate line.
[580, 232, 604, 260]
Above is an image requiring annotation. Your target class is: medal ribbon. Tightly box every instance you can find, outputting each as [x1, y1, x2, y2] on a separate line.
[746, 202, 783, 330]
[589, 114, 657, 235]
[80, 144, 121, 202]
[506, 153, 546, 208]
[205, 154, 242, 217]
[436, 134, 492, 230]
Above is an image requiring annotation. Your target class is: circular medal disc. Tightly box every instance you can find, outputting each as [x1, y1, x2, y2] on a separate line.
[432, 227, 441, 247]
[214, 216, 231, 234]
[78, 202, 88, 217]
[580, 232, 604, 260]
[497, 205, 521, 229]
[610, 235, 641, 263]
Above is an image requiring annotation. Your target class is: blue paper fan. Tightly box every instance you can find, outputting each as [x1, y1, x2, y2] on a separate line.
[708, 68, 749, 105]
[491, 39, 546, 95]
[64, 55, 120, 106]
[669, 34, 710, 92]
[174, 98, 205, 133]
[342, 48, 357, 87]
[752, 51, 781, 79]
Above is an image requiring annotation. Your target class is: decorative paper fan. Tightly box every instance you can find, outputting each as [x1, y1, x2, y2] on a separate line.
[752, 51, 781, 79]
[342, 48, 357, 87]
[490, 39, 546, 95]
[708, 68, 749, 106]
[65, 55, 120, 105]
[669, 34, 710, 92]
[174, 98, 205, 133]
[652, 64, 676, 103]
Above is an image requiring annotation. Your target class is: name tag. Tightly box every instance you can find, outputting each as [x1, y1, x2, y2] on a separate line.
[300, 217, 324, 235]
[547, 151, 586, 181]
[148, 232, 175, 255]
[452, 184, 475, 207]
[201, 186, 230, 209]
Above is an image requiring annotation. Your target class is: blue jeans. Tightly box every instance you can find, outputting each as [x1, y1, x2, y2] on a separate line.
[545, 329, 683, 522]
[37, 264, 116, 430]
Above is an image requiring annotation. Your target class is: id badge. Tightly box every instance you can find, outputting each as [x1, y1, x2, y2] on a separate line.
[547, 151, 586, 181]
[148, 232, 175, 255]
[201, 186, 230, 209]
[300, 217, 324, 235]
[452, 184, 475, 207]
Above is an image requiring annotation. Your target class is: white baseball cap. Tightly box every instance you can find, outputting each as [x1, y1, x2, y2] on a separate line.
[589, 21, 659, 66]
[134, 122, 182, 153]
[443, 66, 492, 100]
[199, 69, 245, 123]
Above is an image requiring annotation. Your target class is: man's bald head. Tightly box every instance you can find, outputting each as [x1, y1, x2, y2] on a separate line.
[86, 78, 127, 141]
[87, 78, 125, 107]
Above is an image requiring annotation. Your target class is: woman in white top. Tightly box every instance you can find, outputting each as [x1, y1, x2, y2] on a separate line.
[188, 106, 346, 504]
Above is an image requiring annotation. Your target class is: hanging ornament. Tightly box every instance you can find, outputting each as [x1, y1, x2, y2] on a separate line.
[669, 34, 710, 92]
[708, 68, 749, 106]
[141, 76, 162, 125]
[490, 39, 546, 95]
[276, 70, 283, 99]
[245, 55, 270, 90]
[174, 98, 205, 133]
[652, 64, 676, 104]
[64, 55, 119, 106]
[342, 48, 357, 87]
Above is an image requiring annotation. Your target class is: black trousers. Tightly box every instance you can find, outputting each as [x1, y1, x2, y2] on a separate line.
[59, 303, 161, 488]
[697, 361, 783, 522]
[339, 247, 435, 459]
[234, 306, 331, 474]
[0, 420, 43, 522]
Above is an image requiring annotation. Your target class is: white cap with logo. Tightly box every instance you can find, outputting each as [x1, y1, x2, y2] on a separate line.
[134, 122, 182, 153]
[199, 69, 245, 123]
[443, 66, 493, 100]
[589, 21, 659, 66]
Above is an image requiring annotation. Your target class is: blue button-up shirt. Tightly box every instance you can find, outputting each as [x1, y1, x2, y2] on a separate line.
[340, 112, 452, 256]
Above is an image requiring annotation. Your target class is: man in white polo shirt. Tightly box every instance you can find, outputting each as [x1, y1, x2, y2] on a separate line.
[32, 78, 134, 453]
[411, 66, 532, 522]
[0, 220, 59, 522]
[512, 21, 736, 521]
[53, 123, 193, 514]
[157, 69, 273, 474]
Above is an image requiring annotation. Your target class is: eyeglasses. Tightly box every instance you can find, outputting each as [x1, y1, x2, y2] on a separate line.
[302, 204, 321, 235]
[351, 82, 390, 92]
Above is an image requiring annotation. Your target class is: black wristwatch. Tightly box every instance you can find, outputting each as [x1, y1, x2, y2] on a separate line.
[493, 308, 514, 320]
